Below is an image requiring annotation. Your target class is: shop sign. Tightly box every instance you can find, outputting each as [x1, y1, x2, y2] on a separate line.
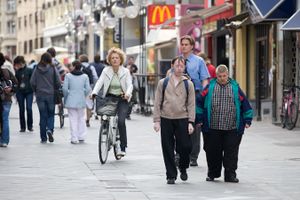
[147, 5, 175, 29]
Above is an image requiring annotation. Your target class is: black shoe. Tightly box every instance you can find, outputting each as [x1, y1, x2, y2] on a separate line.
[28, 128, 34, 132]
[20, 129, 26, 132]
[47, 130, 54, 143]
[40, 140, 47, 144]
[86, 120, 90, 127]
[126, 116, 131, 120]
[167, 178, 175, 184]
[225, 177, 239, 183]
[190, 160, 198, 167]
[206, 177, 215, 182]
[180, 171, 188, 181]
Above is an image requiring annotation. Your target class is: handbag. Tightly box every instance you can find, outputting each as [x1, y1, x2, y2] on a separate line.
[96, 96, 119, 116]
[53, 68, 63, 104]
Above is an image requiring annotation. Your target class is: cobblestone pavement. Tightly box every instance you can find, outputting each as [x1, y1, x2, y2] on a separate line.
[0, 103, 300, 200]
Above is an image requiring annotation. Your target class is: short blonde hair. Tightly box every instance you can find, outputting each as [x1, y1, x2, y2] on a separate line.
[106, 47, 126, 66]
[216, 64, 228, 74]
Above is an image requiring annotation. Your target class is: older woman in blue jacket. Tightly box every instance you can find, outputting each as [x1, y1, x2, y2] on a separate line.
[63, 60, 91, 144]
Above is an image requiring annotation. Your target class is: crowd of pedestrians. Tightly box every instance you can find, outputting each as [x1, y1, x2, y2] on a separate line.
[0, 37, 253, 185]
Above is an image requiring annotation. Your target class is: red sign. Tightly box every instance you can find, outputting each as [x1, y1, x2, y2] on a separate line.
[147, 5, 175, 29]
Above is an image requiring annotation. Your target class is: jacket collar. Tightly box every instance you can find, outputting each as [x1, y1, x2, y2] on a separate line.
[105, 66, 126, 79]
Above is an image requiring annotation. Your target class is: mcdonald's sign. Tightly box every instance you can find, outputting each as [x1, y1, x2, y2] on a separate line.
[148, 5, 175, 29]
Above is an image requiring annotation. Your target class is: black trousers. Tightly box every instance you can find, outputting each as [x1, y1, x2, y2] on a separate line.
[190, 125, 201, 161]
[203, 129, 242, 179]
[117, 99, 129, 151]
[161, 117, 192, 179]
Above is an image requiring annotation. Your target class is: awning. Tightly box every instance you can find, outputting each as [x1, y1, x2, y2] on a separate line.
[147, 29, 177, 44]
[247, 0, 296, 23]
[225, 12, 251, 29]
[281, 9, 300, 31]
[157, 2, 233, 29]
[33, 46, 68, 55]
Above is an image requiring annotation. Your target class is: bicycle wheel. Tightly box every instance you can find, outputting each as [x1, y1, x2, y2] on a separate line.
[99, 121, 109, 164]
[59, 104, 64, 128]
[285, 102, 299, 130]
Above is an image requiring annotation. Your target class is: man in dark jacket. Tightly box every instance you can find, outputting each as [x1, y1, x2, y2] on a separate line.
[91, 54, 105, 77]
[30, 52, 61, 143]
[197, 64, 253, 183]
[14, 56, 34, 132]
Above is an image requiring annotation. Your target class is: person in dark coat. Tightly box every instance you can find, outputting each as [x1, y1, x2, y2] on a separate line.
[14, 56, 34, 132]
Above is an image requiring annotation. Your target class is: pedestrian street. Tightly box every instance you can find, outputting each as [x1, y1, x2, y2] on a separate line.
[0, 104, 300, 200]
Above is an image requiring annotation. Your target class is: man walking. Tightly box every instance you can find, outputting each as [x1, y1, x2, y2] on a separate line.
[197, 64, 253, 183]
[180, 35, 210, 167]
[153, 56, 195, 184]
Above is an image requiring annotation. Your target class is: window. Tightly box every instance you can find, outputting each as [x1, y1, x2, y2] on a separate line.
[35, 12, 38, 24]
[48, 2, 51, 8]
[7, 0, 16, 11]
[59, 0, 62, 4]
[29, 14, 32, 26]
[29, 40, 33, 53]
[35, 38, 38, 49]
[18, 42, 22, 54]
[18, 17, 22, 29]
[40, 37, 44, 48]
[7, 20, 16, 34]
[53, 0, 56, 6]
[24, 41, 27, 54]
[24, 16, 27, 28]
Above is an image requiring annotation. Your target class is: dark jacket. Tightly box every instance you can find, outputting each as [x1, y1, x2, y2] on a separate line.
[30, 63, 61, 97]
[197, 78, 253, 135]
[15, 65, 33, 94]
[0, 68, 18, 102]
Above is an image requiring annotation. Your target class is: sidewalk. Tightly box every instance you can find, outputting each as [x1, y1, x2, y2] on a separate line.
[0, 103, 300, 200]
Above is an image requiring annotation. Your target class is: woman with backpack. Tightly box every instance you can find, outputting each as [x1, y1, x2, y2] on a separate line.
[153, 56, 195, 184]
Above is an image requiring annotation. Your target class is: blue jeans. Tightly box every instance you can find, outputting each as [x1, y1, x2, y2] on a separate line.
[36, 95, 55, 141]
[1, 102, 12, 144]
[16, 92, 33, 130]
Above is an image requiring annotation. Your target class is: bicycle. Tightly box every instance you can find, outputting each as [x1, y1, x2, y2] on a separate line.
[55, 101, 65, 128]
[280, 84, 300, 130]
[96, 96, 122, 164]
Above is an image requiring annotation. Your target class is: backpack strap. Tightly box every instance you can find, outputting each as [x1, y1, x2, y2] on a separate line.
[160, 77, 169, 109]
[160, 77, 189, 109]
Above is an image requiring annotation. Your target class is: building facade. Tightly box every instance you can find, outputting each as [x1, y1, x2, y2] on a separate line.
[0, 0, 17, 59]
[17, 0, 44, 62]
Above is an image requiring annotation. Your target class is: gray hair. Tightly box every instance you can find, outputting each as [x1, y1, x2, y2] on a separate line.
[216, 64, 228, 74]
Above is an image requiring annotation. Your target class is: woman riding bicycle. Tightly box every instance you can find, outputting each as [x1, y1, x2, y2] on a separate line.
[91, 47, 133, 157]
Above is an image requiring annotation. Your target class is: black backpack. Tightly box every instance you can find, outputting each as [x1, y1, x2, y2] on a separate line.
[82, 65, 93, 85]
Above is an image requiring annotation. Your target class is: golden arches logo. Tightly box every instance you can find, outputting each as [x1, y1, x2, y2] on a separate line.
[152, 6, 172, 24]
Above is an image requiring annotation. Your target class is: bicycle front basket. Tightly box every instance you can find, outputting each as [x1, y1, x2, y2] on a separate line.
[96, 97, 119, 116]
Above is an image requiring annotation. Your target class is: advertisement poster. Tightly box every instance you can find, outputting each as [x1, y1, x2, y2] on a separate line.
[179, 5, 204, 53]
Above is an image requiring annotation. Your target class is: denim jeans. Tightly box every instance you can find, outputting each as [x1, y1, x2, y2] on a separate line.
[1, 101, 12, 144]
[36, 95, 55, 141]
[16, 92, 33, 130]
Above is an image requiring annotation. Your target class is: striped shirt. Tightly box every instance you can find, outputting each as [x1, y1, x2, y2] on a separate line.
[210, 81, 237, 130]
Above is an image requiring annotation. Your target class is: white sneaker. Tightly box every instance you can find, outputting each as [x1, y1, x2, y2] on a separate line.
[70, 140, 79, 144]
[0, 143, 8, 147]
[118, 151, 126, 157]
